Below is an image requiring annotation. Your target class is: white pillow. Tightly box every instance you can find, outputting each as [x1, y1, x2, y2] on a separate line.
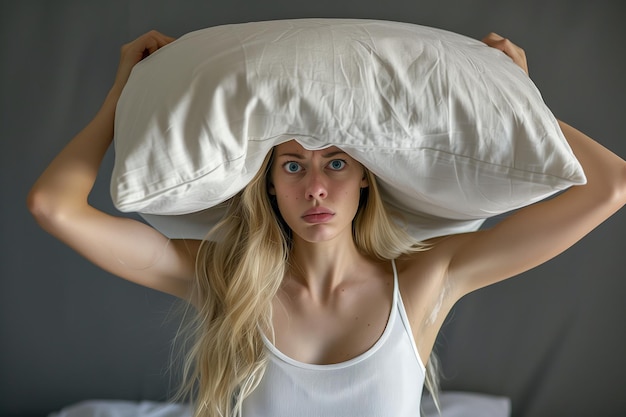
[112, 18, 585, 241]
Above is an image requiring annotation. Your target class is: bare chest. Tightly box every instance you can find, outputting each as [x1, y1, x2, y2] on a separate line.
[271, 277, 393, 365]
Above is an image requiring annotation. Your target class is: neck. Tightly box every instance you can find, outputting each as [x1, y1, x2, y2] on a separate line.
[288, 232, 371, 301]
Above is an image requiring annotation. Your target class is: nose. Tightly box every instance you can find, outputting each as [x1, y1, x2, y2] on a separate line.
[305, 171, 327, 200]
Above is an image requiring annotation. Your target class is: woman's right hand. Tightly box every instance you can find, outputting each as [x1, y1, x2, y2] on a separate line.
[113, 30, 175, 92]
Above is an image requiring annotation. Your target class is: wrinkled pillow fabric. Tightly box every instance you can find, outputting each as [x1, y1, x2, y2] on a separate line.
[112, 18, 585, 241]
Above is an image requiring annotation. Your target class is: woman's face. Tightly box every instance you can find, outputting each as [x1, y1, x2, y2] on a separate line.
[269, 140, 368, 244]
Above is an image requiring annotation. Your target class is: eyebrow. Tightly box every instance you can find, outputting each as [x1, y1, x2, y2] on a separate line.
[276, 150, 347, 159]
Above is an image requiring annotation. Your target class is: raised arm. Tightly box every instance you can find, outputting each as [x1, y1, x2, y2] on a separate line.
[443, 119, 626, 297]
[403, 33, 626, 313]
[433, 34, 626, 297]
[27, 31, 200, 299]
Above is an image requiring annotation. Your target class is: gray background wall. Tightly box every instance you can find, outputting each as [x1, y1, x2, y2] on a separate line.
[1, 1, 625, 416]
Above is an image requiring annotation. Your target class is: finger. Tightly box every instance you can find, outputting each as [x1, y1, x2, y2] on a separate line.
[134, 31, 172, 56]
[482, 32, 504, 47]
[482, 33, 513, 53]
[481, 33, 529, 75]
[114, 31, 176, 88]
[143, 30, 176, 54]
[121, 30, 175, 65]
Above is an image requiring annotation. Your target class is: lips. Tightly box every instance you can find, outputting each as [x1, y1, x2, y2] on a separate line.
[302, 207, 335, 223]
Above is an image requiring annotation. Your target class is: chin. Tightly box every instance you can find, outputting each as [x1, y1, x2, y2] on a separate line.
[295, 225, 349, 245]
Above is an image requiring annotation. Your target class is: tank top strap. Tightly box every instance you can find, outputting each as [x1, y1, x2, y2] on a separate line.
[391, 258, 399, 291]
[392, 258, 426, 374]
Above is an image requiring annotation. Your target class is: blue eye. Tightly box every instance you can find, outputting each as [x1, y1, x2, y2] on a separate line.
[328, 159, 346, 170]
[283, 161, 302, 173]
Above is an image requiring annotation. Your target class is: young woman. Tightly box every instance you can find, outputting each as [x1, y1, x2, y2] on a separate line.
[28, 30, 626, 417]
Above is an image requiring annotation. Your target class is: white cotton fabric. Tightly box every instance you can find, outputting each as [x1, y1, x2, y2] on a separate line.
[48, 393, 511, 417]
[241, 260, 425, 417]
[113, 18, 585, 241]
[49, 400, 192, 417]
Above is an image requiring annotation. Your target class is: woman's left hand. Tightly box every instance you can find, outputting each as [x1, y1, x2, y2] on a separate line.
[482, 32, 529, 75]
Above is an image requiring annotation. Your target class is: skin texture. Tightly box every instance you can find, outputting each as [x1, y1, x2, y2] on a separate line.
[28, 30, 626, 366]
[268, 141, 387, 364]
[269, 142, 368, 245]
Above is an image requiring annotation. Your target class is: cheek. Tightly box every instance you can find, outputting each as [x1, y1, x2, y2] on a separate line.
[274, 187, 300, 217]
[272, 179, 301, 202]
[276, 188, 299, 202]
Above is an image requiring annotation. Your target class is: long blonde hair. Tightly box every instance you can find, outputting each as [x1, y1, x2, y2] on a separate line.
[176, 148, 439, 416]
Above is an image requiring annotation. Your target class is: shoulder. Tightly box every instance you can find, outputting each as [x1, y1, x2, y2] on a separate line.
[392, 235, 473, 358]
[395, 234, 470, 290]
[394, 234, 474, 326]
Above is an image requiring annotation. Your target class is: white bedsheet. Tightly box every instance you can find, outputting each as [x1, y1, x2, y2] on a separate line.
[50, 391, 510, 417]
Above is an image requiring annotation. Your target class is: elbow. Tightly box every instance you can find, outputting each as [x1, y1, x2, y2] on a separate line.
[584, 153, 626, 211]
[27, 186, 53, 230]
[27, 186, 70, 233]
[615, 160, 626, 206]
[600, 158, 626, 210]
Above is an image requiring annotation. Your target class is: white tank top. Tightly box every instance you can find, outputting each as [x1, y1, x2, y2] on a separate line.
[241, 260, 426, 417]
